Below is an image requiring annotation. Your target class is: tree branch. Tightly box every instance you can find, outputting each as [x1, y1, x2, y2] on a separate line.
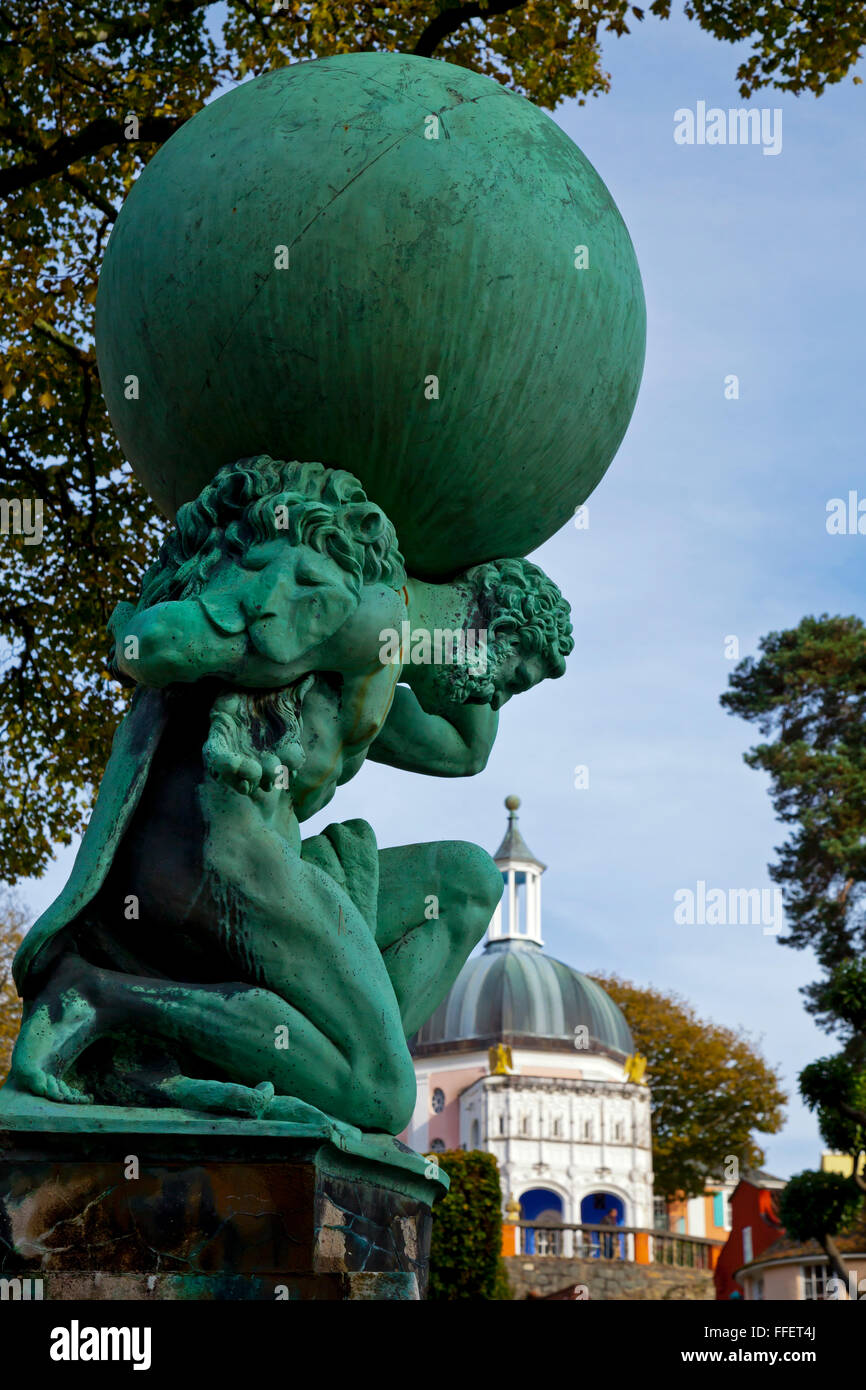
[66, 0, 216, 53]
[60, 171, 118, 221]
[821, 1232, 850, 1288]
[413, 0, 528, 57]
[0, 430, 79, 522]
[30, 316, 94, 366]
[0, 115, 187, 199]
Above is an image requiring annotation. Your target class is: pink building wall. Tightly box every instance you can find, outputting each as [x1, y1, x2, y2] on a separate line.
[400, 1058, 589, 1149]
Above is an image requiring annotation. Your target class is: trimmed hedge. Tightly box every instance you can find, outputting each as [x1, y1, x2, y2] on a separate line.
[427, 1149, 511, 1300]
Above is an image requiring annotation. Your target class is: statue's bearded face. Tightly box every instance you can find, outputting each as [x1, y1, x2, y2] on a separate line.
[485, 645, 552, 711]
[427, 632, 552, 709]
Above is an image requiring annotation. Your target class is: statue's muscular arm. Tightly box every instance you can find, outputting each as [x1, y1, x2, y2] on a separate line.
[114, 599, 262, 688]
[114, 569, 404, 691]
[368, 685, 499, 777]
[115, 597, 335, 690]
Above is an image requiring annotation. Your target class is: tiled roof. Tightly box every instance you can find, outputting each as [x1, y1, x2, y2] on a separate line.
[738, 1217, 866, 1272]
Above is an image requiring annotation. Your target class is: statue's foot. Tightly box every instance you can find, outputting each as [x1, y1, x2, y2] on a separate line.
[156, 1074, 275, 1118]
[265, 1093, 362, 1142]
[11, 1065, 92, 1106]
[8, 955, 102, 1104]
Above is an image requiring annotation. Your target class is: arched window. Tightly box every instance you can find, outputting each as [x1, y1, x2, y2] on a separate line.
[521, 1114, 530, 1136]
[431, 1087, 445, 1114]
[430, 1137, 445, 1153]
[520, 1188, 564, 1256]
[470, 1118, 481, 1149]
[552, 1116, 562, 1138]
[499, 1114, 505, 1135]
[614, 1120, 625, 1142]
[583, 1119, 593, 1140]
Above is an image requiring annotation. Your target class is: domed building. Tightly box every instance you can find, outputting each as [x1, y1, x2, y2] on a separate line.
[402, 797, 654, 1233]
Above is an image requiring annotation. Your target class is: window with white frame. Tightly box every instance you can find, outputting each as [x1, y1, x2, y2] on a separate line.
[712, 1190, 733, 1231]
[583, 1119, 593, 1140]
[614, 1120, 625, 1141]
[802, 1263, 828, 1300]
[552, 1116, 562, 1138]
[742, 1226, 753, 1263]
[521, 1114, 530, 1136]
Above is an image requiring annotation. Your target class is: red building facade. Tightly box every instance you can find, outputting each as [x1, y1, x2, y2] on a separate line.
[714, 1170, 786, 1299]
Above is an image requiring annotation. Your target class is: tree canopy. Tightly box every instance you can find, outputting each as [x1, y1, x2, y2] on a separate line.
[721, 614, 866, 1024]
[0, 890, 28, 1083]
[780, 958, 865, 1281]
[723, 614, 866, 1277]
[591, 973, 786, 1198]
[2, 6, 864, 881]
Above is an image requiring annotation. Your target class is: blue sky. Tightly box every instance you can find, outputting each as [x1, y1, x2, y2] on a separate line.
[21, 9, 866, 1177]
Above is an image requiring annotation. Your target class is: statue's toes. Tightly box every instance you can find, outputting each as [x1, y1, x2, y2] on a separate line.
[36, 1071, 89, 1104]
[55, 1079, 92, 1104]
[161, 1074, 272, 1117]
[41, 1072, 63, 1101]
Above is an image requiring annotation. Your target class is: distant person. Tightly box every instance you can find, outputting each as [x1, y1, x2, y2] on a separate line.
[601, 1206, 619, 1259]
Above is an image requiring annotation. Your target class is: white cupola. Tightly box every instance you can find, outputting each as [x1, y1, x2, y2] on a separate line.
[487, 795, 546, 946]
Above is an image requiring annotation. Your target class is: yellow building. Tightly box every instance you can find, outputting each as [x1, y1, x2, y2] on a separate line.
[820, 1151, 866, 1179]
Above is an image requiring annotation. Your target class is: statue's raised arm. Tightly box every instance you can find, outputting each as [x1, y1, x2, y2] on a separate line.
[369, 558, 574, 778]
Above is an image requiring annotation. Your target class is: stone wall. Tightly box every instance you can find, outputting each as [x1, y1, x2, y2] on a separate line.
[504, 1255, 715, 1301]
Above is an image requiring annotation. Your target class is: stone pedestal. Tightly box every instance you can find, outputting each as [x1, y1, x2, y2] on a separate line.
[0, 1086, 446, 1301]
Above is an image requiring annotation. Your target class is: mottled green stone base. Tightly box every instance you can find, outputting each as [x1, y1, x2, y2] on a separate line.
[13, 1270, 421, 1300]
[0, 1086, 445, 1301]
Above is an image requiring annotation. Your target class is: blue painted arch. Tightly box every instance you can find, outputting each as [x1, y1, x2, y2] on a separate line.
[520, 1187, 563, 1255]
[581, 1191, 626, 1259]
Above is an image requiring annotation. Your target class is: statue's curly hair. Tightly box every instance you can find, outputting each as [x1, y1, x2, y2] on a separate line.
[135, 455, 406, 611]
[465, 557, 574, 675]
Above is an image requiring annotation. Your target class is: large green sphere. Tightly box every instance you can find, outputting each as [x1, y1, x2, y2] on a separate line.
[96, 53, 645, 577]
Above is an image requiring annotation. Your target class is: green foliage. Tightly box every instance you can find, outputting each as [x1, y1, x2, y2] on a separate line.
[779, 1169, 863, 1245]
[721, 614, 866, 1021]
[723, 617, 866, 1239]
[490, 1255, 514, 1300]
[1, 12, 861, 880]
[800, 1051, 866, 1156]
[813, 957, 866, 1037]
[427, 1148, 509, 1300]
[685, 0, 866, 98]
[797, 960, 866, 1178]
[593, 974, 786, 1199]
[0, 890, 28, 1082]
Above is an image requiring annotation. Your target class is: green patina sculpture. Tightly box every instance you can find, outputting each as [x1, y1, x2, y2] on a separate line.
[5, 52, 644, 1144]
[9, 457, 572, 1135]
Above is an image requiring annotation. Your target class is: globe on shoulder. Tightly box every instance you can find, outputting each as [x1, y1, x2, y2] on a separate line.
[96, 52, 645, 577]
